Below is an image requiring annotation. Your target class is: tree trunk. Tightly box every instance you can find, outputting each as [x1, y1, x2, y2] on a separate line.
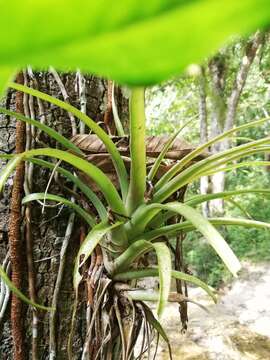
[198, 67, 211, 217]
[205, 32, 262, 215]
[0, 71, 128, 359]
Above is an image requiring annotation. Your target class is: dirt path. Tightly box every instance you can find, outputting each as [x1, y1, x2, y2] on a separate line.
[139, 262, 270, 360]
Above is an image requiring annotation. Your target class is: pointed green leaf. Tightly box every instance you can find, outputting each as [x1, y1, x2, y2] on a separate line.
[154, 137, 270, 202]
[114, 268, 216, 302]
[148, 118, 194, 181]
[186, 189, 270, 207]
[142, 217, 270, 241]
[73, 221, 122, 290]
[0, 155, 22, 192]
[155, 117, 269, 191]
[28, 158, 107, 219]
[164, 203, 242, 276]
[152, 243, 171, 317]
[0, 154, 108, 219]
[203, 160, 270, 177]
[0, 265, 52, 311]
[25, 148, 126, 215]
[9, 83, 129, 200]
[0, 107, 83, 155]
[113, 239, 171, 317]
[1, 148, 126, 215]
[128, 202, 241, 276]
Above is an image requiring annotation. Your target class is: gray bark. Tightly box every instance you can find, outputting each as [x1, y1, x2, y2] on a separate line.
[206, 32, 262, 215]
[198, 67, 210, 217]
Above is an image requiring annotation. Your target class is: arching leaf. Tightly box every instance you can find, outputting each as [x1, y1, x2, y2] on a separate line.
[114, 267, 216, 303]
[142, 217, 270, 241]
[9, 83, 129, 201]
[0, 265, 52, 311]
[22, 193, 95, 227]
[113, 239, 172, 317]
[0, 107, 83, 155]
[73, 221, 122, 291]
[29, 158, 107, 219]
[0, 148, 126, 216]
[127, 202, 241, 276]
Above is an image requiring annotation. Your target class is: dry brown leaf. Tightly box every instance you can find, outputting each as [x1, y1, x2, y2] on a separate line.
[72, 135, 205, 160]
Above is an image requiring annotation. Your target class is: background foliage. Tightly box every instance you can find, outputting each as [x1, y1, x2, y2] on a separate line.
[146, 35, 270, 287]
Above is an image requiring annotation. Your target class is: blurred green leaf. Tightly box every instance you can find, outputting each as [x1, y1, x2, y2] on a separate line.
[1, 0, 269, 85]
[0, 67, 14, 95]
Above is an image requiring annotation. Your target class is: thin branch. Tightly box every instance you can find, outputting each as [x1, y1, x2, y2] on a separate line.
[198, 66, 210, 218]
[27, 67, 47, 141]
[225, 31, 263, 131]
[112, 82, 125, 136]
[22, 70, 40, 360]
[104, 80, 114, 135]
[50, 67, 77, 136]
[49, 211, 75, 360]
[76, 69, 87, 134]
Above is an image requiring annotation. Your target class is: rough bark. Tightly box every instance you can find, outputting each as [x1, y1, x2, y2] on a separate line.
[0, 71, 128, 359]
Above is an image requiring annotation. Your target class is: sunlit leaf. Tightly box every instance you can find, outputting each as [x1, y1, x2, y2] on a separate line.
[142, 217, 270, 240]
[0, 67, 14, 96]
[128, 202, 241, 276]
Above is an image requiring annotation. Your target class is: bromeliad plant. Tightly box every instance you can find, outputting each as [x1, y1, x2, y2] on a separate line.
[1, 82, 270, 359]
